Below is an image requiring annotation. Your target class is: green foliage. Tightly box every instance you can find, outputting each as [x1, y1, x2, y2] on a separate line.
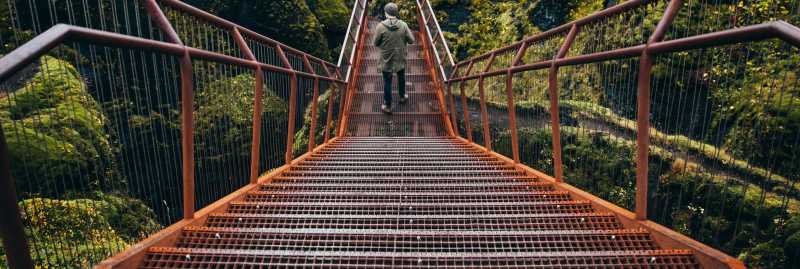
[0, 56, 115, 197]
[310, 0, 350, 35]
[189, 0, 331, 60]
[195, 73, 289, 170]
[370, 0, 420, 30]
[293, 84, 338, 154]
[14, 193, 160, 269]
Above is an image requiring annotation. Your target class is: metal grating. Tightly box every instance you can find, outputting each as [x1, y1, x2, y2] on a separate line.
[142, 249, 700, 268]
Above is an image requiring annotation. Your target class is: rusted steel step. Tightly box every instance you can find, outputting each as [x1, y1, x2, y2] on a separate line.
[326, 142, 470, 147]
[141, 248, 699, 268]
[315, 148, 481, 153]
[302, 156, 499, 162]
[280, 170, 526, 177]
[243, 191, 572, 204]
[311, 152, 491, 157]
[259, 182, 548, 193]
[174, 227, 656, 253]
[203, 212, 621, 230]
[289, 165, 517, 172]
[332, 137, 455, 141]
[295, 160, 508, 166]
[226, 200, 595, 215]
[270, 175, 539, 185]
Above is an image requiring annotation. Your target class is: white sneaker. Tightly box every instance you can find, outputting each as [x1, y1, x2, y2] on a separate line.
[381, 104, 392, 114]
[399, 94, 409, 104]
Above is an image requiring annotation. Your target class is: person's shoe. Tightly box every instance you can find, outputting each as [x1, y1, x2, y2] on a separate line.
[399, 94, 409, 104]
[381, 104, 392, 114]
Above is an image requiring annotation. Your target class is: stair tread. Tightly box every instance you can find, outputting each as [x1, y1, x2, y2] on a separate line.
[146, 247, 693, 258]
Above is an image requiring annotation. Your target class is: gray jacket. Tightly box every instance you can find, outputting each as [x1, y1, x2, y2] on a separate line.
[373, 18, 415, 73]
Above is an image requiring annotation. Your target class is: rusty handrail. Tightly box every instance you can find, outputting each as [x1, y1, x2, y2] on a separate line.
[416, 0, 455, 81]
[338, 0, 369, 83]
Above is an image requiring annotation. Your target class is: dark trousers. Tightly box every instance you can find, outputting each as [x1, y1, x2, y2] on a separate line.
[382, 69, 405, 106]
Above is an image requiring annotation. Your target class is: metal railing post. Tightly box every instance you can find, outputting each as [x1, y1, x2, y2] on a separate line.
[635, 0, 683, 220]
[276, 45, 298, 164]
[303, 55, 320, 151]
[231, 27, 263, 184]
[548, 24, 579, 183]
[309, 78, 320, 151]
[0, 128, 34, 269]
[506, 42, 529, 163]
[144, 0, 196, 219]
[322, 66, 336, 143]
[460, 61, 475, 142]
[478, 53, 496, 151]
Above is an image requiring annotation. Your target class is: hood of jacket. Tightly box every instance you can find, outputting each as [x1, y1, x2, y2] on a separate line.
[382, 18, 401, 31]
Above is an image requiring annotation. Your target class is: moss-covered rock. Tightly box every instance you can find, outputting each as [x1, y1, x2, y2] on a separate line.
[0, 56, 114, 197]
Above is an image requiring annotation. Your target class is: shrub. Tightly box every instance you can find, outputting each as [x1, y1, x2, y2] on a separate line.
[16, 193, 160, 268]
[0, 56, 114, 197]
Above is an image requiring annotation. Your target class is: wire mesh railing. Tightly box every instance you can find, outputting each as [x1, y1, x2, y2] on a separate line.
[0, 0, 345, 268]
[442, 0, 800, 268]
[338, 0, 368, 83]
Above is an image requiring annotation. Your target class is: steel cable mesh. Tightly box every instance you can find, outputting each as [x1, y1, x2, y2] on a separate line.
[510, 69, 552, 173]
[665, 0, 800, 41]
[520, 33, 567, 66]
[290, 76, 314, 158]
[2, 0, 166, 54]
[191, 60, 254, 210]
[243, 33, 284, 68]
[161, 5, 243, 59]
[0, 42, 184, 267]
[482, 74, 510, 154]
[567, 0, 666, 58]
[556, 57, 642, 211]
[257, 70, 290, 175]
[647, 40, 800, 262]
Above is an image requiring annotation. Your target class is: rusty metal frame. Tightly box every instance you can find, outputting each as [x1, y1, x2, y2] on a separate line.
[415, 1, 456, 137]
[0, 0, 345, 267]
[435, 0, 800, 267]
[0, 129, 33, 269]
[634, 0, 683, 221]
[477, 53, 495, 150]
[337, 4, 370, 137]
[548, 24, 579, 183]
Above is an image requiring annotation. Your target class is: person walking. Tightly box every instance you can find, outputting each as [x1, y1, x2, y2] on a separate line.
[373, 2, 415, 114]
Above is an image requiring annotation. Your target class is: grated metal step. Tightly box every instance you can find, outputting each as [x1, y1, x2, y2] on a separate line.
[142, 248, 700, 268]
[175, 227, 658, 253]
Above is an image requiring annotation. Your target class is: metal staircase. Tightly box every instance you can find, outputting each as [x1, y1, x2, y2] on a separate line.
[136, 20, 701, 268]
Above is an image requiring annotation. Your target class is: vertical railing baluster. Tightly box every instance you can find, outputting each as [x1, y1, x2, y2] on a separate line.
[309, 78, 320, 151]
[144, 0, 196, 219]
[506, 42, 529, 163]
[459, 62, 475, 142]
[322, 65, 336, 143]
[635, 0, 683, 220]
[276, 45, 298, 164]
[231, 27, 262, 184]
[303, 55, 319, 152]
[0, 128, 34, 269]
[548, 24, 579, 183]
[478, 53, 496, 151]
